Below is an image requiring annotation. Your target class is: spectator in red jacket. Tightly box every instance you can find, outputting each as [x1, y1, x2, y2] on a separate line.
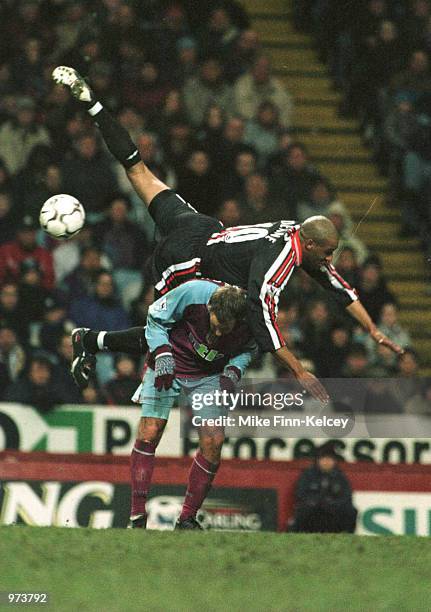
[0, 214, 55, 289]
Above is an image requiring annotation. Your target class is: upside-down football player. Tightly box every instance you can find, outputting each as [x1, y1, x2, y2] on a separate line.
[131, 280, 255, 529]
[53, 66, 403, 405]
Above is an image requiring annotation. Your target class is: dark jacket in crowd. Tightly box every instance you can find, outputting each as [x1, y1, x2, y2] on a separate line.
[290, 463, 357, 533]
[103, 375, 142, 406]
[357, 281, 396, 323]
[61, 151, 119, 214]
[4, 371, 76, 412]
[93, 219, 149, 271]
[69, 295, 131, 332]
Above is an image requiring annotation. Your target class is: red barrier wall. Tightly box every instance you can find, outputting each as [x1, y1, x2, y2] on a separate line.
[2, 451, 431, 530]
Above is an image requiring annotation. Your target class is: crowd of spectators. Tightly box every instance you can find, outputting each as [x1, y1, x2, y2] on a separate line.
[294, 0, 431, 260]
[0, 0, 421, 412]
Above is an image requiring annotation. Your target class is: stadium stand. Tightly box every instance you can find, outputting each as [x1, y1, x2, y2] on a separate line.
[253, 0, 430, 375]
[0, 0, 428, 409]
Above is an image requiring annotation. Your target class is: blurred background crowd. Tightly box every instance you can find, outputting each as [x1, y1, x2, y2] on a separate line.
[0, 0, 426, 412]
[294, 0, 431, 255]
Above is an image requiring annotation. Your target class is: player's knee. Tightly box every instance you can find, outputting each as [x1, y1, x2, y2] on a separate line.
[137, 417, 166, 444]
[199, 430, 224, 463]
[202, 446, 222, 464]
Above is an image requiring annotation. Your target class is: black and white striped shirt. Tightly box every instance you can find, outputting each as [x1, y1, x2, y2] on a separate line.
[200, 221, 358, 352]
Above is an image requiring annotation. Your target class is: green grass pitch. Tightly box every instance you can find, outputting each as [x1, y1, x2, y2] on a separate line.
[1, 528, 430, 611]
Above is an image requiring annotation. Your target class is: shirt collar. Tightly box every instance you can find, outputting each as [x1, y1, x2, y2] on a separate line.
[291, 228, 303, 265]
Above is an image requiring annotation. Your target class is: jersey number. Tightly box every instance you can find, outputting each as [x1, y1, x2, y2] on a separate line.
[207, 224, 273, 245]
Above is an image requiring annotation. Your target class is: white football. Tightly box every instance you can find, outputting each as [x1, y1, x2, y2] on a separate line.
[39, 194, 85, 239]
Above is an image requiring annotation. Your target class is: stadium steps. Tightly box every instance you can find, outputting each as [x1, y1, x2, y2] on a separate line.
[244, 0, 292, 17]
[279, 74, 340, 95]
[261, 30, 311, 46]
[390, 280, 431, 296]
[331, 176, 387, 191]
[240, 0, 431, 371]
[398, 297, 431, 310]
[309, 149, 371, 161]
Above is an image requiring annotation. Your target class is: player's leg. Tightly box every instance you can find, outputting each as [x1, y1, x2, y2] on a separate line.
[52, 66, 167, 206]
[175, 425, 224, 530]
[85, 327, 147, 355]
[198, 427, 225, 465]
[52, 67, 223, 237]
[129, 369, 180, 528]
[175, 375, 225, 530]
[52, 65, 222, 291]
[70, 327, 148, 389]
[129, 416, 166, 528]
[149, 192, 222, 295]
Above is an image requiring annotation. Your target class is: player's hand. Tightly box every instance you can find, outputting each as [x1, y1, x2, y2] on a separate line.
[295, 370, 329, 404]
[220, 366, 241, 394]
[369, 328, 404, 354]
[154, 345, 175, 391]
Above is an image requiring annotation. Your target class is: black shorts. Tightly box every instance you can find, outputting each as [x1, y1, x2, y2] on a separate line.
[148, 190, 222, 294]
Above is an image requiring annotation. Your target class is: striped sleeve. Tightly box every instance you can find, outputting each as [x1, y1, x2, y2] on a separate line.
[246, 236, 299, 352]
[308, 263, 358, 306]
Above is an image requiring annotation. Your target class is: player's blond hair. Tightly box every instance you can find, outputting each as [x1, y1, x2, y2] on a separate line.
[208, 285, 247, 324]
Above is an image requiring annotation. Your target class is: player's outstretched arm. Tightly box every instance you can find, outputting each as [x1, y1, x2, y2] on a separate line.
[306, 262, 403, 355]
[346, 300, 404, 354]
[52, 66, 168, 207]
[246, 248, 330, 403]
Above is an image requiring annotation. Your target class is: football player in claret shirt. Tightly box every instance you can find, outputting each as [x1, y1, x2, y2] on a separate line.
[53, 66, 403, 402]
[127, 279, 255, 529]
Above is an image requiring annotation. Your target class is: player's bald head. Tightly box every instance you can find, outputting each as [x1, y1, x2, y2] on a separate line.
[300, 215, 338, 246]
[299, 216, 339, 270]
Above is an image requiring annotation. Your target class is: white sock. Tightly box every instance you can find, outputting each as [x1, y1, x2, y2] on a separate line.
[88, 101, 103, 116]
[97, 331, 107, 351]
